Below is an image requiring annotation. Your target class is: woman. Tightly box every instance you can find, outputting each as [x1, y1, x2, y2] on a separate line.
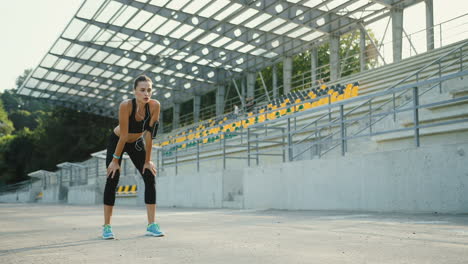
[102, 75, 163, 239]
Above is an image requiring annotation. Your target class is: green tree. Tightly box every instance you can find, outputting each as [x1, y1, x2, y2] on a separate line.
[0, 99, 14, 136]
[249, 29, 379, 100]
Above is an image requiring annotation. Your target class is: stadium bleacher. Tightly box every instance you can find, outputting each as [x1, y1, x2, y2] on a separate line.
[157, 82, 359, 150]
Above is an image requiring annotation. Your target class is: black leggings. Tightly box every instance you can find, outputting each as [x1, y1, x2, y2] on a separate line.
[103, 131, 156, 206]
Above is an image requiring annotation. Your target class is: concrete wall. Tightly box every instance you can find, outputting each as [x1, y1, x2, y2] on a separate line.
[0, 191, 30, 203]
[38, 185, 60, 203]
[243, 141, 468, 213]
[156, 170, 223, 208]
[68, 185, 99, 205]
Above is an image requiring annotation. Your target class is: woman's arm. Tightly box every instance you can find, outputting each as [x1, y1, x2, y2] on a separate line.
[144, 100, 161, 163]
[107, 100, 130, 178]
[113, 100, 130, 160]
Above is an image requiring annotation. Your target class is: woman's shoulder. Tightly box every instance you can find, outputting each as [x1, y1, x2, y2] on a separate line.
[120, 99, 133, 106]
[149, 99, 160, 107]
[119, 99, 133, 112]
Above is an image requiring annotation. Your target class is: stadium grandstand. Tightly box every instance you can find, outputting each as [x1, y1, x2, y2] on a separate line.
[2, 0, 468, 213]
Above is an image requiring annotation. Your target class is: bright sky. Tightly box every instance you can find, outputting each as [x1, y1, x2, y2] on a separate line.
[0, 0, 467, 93]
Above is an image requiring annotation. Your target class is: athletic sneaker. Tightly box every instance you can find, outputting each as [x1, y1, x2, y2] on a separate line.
[102, 224, 115, 239]
[146, 222, 164, 237]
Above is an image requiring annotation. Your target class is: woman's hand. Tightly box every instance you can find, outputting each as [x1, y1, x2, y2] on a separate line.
[107, 160, 121, 178]
[142, 161, 157, 176]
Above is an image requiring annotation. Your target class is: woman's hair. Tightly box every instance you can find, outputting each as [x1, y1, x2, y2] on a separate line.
[133, 75, 153, 90]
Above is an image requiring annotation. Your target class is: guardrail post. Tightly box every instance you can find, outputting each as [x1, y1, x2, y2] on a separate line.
[282, 127, 286, 162]
[413, 86, 420, 147]
[340, 105, 345, 156]
[287, 118, 293, 161]
[314, 121, 318, 157]
[175, 146, 178, 175]
[256, 134, 259, 166]
[161, 147, 164, 172]
[460, 47, 464, 72]
[247, 127, 251, 167]
[196, 141, 200, 172]
[438, 61, 442, 93]
[223, 134, 226, 169]
[369, 100, 373, 135]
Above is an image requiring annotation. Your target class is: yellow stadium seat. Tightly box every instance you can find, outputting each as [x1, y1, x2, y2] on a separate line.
[123, 185, 130, 194]
[352, 86, 359, 97]
[130, 185, 137, 194]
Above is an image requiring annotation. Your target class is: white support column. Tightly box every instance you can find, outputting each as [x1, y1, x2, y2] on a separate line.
[216, 85, 225, 116]
[241, 75, 246, 101]
[173, 103, 180, 130]
[193, 95, 201, 123]
[360, 28, 366, 72]
[272, 64, 278, 98]
[425, 0, 434, 50]
[247, 72, 256, 99]
[283, 56, 292, 95]
[330, 35, 340, 81]
[310, 47, 318, 86]
[391, 7, 404, 63]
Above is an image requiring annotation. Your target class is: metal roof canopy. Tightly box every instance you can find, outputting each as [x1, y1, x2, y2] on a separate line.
[18, 0, 422, 118]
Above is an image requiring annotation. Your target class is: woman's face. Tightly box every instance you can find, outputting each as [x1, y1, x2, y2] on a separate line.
[134, 81, 152, 103]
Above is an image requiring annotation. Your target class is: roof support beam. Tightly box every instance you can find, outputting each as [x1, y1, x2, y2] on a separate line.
[112, 0, 308, 54]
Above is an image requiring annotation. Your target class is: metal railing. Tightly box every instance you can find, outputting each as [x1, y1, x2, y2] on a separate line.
[156, 39, 468, 173]
[158, 15, 468, 139]
[289, 39, 468, 160]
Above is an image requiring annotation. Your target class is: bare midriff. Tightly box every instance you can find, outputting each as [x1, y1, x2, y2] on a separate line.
[113, 126, 144, 143]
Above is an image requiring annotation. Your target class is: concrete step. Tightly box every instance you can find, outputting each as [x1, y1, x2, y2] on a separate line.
[222, 200, 243, 209]
[428, 97, 468, 111]
[371, 122, 468, 143]
[400, 107, 468, 127]
[222, 194, 244, 209]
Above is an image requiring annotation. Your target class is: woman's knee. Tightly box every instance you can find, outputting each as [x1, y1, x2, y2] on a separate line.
[142, 170, 155, 185]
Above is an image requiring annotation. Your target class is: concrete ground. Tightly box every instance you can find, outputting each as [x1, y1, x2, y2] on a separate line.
[0, 203, 468, 264]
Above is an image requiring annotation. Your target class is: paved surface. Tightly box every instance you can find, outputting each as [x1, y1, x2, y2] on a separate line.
[1, 203, 468, 264]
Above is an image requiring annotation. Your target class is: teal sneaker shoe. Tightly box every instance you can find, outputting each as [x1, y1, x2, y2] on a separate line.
[102, 224, 115, 239]
[146, 222, 164, 237]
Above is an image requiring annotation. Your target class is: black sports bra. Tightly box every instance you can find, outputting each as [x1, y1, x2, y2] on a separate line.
[128, 98, 151, 133]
